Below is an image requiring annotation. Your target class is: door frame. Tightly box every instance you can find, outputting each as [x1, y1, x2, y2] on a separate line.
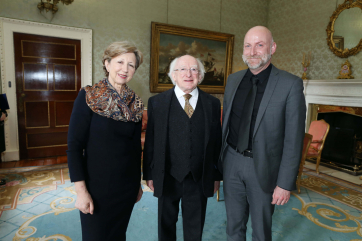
[0, 17, 92, 162]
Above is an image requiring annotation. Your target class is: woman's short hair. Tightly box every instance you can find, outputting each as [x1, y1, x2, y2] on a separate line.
[167, 56, 205, 85]
[102, 41, 143, 77]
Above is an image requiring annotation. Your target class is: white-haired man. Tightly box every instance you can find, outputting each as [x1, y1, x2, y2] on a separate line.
[143, 54, 222, 241]
[219, 26, 306, 240]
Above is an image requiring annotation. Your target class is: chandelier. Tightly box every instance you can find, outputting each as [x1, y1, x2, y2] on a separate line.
[37, 0, 74, 14]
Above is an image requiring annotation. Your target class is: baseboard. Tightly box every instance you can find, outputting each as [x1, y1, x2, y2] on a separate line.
[1, 150, 19, 162]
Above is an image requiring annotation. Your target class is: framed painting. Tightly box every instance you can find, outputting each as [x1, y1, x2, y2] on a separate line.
[150, 22, 234, 93]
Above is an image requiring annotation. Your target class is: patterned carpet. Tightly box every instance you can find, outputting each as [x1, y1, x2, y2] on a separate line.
[300, 167, 362, 212]
[0, 166, 361, 241]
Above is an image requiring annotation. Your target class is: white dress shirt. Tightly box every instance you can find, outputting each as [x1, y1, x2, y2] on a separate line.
[174, 85, 199, 110]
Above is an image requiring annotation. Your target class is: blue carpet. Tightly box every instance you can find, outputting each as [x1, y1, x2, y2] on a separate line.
[1, 171, 362, 240]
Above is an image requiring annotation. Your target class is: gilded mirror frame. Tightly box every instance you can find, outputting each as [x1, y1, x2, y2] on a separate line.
[326, 0, 362, 58]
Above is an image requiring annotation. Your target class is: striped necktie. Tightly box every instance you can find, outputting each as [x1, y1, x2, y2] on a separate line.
[183, 94, 194, 118]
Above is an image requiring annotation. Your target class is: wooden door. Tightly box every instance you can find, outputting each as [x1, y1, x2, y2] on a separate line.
[13, 33, 81, 159]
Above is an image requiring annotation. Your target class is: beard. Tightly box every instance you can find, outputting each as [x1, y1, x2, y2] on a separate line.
[242, 52, 271, 70]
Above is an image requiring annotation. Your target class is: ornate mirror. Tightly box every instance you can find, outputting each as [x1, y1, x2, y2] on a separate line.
[326, 0, 362, 58]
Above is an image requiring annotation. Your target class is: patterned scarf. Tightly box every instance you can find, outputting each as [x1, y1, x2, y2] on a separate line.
[83, 78, 143, 122]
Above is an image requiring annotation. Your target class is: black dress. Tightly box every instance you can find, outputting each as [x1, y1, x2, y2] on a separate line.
[67, 89, 142, 241]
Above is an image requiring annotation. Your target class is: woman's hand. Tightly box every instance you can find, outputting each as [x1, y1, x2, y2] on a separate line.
[74, 181, 94, 214]
[135, 185, 143, 203]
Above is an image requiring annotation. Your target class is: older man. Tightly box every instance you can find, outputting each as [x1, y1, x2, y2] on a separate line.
[143, 54, 222, 241]
[219, 26, 306, 240]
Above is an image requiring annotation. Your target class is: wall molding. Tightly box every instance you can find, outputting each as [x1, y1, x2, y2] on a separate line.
[0, 17, 92, 161]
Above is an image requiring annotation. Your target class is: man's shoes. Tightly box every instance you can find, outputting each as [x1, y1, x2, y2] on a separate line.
[0, 179, 6, 186]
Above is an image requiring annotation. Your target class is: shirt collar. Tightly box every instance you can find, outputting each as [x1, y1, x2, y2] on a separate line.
[174, 84, 199, 99]
[246, 63, 273, 84]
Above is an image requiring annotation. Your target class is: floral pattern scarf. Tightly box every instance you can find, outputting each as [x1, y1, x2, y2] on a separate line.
[83, 78, 143, 122]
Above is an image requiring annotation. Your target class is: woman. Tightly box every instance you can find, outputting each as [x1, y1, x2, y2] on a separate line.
[67, 41, 144, 241]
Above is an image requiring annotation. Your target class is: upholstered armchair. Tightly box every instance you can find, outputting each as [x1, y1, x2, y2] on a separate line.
[297, 133, 313, 194]
[141, 109, 148, 170]
[141, 109, 148, 149]
[306, 119, 330, 174]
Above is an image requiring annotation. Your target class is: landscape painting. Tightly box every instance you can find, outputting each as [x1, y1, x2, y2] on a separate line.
[150, 22, 234, 93]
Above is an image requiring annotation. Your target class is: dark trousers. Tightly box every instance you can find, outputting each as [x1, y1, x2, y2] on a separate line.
[158, 172, 207, 241]
[223, 146, 275, 241]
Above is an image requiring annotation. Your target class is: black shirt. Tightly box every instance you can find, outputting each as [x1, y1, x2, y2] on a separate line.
[227, 64, 272, 151]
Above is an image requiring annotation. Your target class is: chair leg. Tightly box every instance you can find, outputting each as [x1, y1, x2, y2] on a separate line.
[316, 156, 321, 175]
[297, 173, 301, 194]
[297, 164, 304, 194]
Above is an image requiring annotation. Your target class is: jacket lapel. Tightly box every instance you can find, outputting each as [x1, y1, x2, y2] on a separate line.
[222, 70, 247, 141]
[253, 65, 279, 137]
[159, 88, 174, 145]
[198, 88, 212, 150]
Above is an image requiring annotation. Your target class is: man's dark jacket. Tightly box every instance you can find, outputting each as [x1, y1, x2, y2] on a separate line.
[143, 87, 222, 197]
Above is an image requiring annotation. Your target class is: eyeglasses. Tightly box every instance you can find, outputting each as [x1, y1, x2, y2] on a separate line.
[174, 68, 199, 75]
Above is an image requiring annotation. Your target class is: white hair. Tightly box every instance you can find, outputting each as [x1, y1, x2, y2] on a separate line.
[167, 56, 206, 85]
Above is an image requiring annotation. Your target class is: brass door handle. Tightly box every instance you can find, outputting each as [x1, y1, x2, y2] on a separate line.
[19, 93, 26, 112]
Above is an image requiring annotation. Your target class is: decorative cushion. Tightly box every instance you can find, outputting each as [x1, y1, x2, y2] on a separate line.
[308, 120, 329, 151]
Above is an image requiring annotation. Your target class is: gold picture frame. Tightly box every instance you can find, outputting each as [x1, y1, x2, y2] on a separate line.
[150, 22, 234, 93]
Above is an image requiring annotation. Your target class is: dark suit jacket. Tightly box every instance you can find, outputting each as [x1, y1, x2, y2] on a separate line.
[219, 65, 306, 193]
[143, 87, 222, 198]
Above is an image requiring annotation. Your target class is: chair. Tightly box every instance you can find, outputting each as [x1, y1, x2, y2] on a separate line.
[141, 109, 148, 171]
[306, 119, 330, 174]
[141, 109, 148, 149]
[296, 133, 313, 194]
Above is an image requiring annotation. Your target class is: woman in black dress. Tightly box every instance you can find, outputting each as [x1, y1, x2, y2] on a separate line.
[67, 41, 144, 240]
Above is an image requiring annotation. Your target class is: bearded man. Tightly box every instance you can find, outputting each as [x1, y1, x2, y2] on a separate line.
[218, 26, 306, 241]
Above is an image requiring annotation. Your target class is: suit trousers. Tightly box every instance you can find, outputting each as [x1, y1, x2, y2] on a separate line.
[223, 145, 275, 241]
[158, 172, 207, 241]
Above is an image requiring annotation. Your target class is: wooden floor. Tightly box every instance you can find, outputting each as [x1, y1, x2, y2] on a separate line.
[0, 156, 67, 169]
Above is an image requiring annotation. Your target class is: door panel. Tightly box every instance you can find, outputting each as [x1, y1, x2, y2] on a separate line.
[25, 101, 49, 128]
[55, 101, 74, 127]
[14, 32, 81, 159]
[22, 41, 76, 60]
[54, 64, 77, 90]
[23, 63, 48, 90]
[27, 132, 68, 148]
